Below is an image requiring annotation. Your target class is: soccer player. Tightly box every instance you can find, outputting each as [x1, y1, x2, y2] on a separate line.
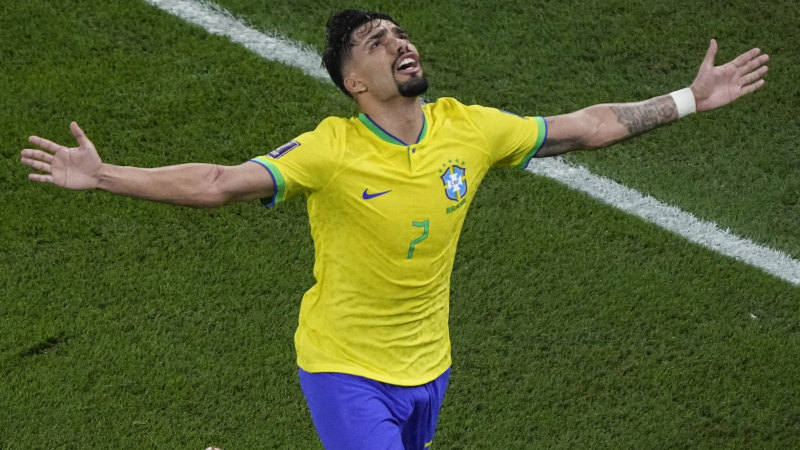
[20, 9, 768, 450]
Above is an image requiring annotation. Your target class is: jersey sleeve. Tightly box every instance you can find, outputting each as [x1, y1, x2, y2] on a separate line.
[464, 104, 548, 169]
[249, 118, 342, 207]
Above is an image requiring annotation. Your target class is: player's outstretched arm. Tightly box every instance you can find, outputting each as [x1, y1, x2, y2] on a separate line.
[21, 122, 274, 208]
[535, 40, 769, 158]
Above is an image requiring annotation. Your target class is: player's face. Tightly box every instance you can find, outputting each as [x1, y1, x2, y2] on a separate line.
[345, 19, 428, 99]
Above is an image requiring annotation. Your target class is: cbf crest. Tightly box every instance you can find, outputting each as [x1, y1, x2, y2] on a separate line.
[439, 159, 468, 201]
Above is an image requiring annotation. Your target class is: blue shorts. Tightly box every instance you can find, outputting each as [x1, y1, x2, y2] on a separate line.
[299, 368, 451, 450]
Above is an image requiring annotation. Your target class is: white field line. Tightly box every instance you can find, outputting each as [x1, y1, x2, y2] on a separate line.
[143, 0, 329, 81]
[527, 158, 800, 286]
[143, 0, 800, 287]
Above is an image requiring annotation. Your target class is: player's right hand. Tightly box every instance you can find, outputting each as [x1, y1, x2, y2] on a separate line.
[21, 122, 103, 190]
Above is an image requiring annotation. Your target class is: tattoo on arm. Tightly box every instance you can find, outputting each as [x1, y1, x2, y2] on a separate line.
[536, 96, 678, 158]
[609, 96, 677, 136]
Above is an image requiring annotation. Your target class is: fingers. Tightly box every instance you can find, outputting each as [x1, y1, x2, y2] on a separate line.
[740, 78, 766, 96]
[21, 149, 54, 173]
[70, 121, 92, 148]
[28, 135, 66, 153]
[734, 51, 768, 96]
[22, 139, 57, 185]
[21, 157, 51, 173]
[740, 64, 769, 86]
[27, 122, 91, 154]
[22, 149, 61, 185]
[28, 173, 55, 184]
[701, 39, 718, 70]
[22, 150, 56, 184]
[738, 53, 769, 77]
[21, 148, 54, 164]
[732, 47, 764, 68]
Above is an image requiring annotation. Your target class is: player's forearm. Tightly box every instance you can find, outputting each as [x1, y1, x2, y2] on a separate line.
[96, 162, 229, 208]
[582, 94, 679, 149]
[537, 94, 682, 157]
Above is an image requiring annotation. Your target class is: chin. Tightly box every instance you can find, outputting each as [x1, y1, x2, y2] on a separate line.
[398, 76, 429, 98]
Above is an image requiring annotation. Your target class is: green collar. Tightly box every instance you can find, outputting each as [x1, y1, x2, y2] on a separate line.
[358, 112, 428, 146]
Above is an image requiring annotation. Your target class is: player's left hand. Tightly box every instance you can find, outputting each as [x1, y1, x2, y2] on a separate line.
[691, 39, 769, 112]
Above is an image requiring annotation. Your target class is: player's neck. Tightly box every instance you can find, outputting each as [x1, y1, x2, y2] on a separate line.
[358, 96, 424, 145]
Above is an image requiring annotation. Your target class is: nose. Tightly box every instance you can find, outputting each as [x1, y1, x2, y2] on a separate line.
[392, 35, 409, 55]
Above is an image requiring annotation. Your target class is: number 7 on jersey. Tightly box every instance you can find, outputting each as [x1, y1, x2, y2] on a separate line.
[407, 219, 429, 259]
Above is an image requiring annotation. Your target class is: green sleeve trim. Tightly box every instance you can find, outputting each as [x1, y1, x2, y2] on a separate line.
[249, 156, 286, 207]
[515, 116, 548, 169]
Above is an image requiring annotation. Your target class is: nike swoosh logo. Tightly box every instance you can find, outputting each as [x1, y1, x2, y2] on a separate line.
[362, 189, 392, 200]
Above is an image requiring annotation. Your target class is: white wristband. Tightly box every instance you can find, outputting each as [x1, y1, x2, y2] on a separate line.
[669, 87, 696, 119]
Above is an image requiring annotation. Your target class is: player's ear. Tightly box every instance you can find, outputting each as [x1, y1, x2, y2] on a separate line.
[344, 72, 367, 96]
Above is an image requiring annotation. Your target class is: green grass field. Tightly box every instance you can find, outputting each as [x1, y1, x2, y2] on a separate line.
[2, 0, 799, 448]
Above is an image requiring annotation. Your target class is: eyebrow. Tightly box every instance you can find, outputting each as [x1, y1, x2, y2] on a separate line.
[364, 28, 387, 47]
[363, 25, 408, 47]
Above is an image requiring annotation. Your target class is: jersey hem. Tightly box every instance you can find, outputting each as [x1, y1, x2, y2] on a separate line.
[297, 359, 452, 387]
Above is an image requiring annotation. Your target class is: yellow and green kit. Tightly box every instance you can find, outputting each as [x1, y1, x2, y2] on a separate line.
[251, 97, 546, 386]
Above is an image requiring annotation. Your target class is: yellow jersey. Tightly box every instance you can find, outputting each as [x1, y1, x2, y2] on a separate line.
[250, 97, 546, 386]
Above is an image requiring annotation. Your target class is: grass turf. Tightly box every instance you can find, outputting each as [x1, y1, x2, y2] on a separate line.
[1, 0, 798, 448]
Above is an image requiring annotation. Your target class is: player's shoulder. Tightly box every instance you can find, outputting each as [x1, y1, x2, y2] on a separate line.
[425, 97, 501, 120]
[307, 115, 357, 138]
[425, 97, 468, 115]
[292, 114, 361, 150]
[426, 97, 509, 132]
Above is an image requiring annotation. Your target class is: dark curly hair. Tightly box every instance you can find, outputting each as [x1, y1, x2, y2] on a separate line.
[322, 9, 398, 97]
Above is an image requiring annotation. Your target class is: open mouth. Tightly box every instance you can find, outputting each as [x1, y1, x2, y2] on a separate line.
[395, 53, 420, 75]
